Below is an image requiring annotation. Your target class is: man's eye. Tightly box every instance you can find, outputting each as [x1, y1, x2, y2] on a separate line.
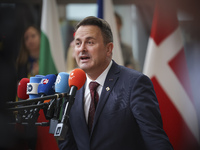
[76, 42, 80, 45]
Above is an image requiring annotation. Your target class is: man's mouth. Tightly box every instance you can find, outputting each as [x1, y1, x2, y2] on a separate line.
[80, 56, 90, 60]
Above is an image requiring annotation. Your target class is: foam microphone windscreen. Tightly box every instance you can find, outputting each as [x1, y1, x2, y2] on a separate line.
[17, 78, 30, 100]
[69, 68, 86, 90]
[38, 74, 57, 96]
[28, 76, 43, 99]
[35, 75, 45, 78]
[55, 72, 70, 93]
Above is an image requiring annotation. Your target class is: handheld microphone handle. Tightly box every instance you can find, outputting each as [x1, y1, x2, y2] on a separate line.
[46, 98, 56, 119]
[61, 86, 77, 124]
[54, 97, 64, 120]
[48, 97, 64, 134]
[69, 86, 78, 98]
[33, 94, 45, 113]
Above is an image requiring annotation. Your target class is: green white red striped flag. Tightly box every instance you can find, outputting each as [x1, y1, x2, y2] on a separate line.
[39, 0, 65, 75]
[36, 0, 64, 149]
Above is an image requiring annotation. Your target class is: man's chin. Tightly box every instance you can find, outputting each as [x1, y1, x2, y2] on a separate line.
[79, 64, 90, 72]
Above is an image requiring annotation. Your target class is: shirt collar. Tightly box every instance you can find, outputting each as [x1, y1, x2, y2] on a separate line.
[85, 60, 113, 87]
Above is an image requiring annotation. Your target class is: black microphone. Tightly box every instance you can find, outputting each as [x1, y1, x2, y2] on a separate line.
[54, 68, 86, 140]
[48, 72, 70, 134]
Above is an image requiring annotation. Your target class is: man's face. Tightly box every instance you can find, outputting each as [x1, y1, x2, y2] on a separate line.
[74, 25, 112, 74]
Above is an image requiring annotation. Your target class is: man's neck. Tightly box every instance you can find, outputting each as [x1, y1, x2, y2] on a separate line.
[86, 60, 112, 81]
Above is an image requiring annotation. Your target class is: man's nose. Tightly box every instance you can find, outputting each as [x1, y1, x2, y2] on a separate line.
[80, 43, 87, 52]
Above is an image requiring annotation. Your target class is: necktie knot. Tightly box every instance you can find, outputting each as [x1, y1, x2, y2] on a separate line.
[89, 81, 99, 92]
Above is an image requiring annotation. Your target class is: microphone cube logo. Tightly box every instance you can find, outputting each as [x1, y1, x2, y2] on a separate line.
[41, 79, 49, 84]
[55, 75, 61, 85]
[69, 72, 75, 80]
[54, 123, 68, 140]
[27, 84, 33, 92]
[55, 127, 61, 135]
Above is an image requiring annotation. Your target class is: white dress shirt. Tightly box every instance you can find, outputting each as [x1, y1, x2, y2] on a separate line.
[84, 60, 113, 123]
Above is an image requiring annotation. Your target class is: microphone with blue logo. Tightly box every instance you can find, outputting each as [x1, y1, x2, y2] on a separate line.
[52, 72, 70, 119]
[31, 74, 57, 122]
[48, 72, 70, 134]
[54, 69, 86, 140]
[38, 74, 56, 97]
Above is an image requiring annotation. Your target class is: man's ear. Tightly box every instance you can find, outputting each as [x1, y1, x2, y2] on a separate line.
[106, 42, 113, 56]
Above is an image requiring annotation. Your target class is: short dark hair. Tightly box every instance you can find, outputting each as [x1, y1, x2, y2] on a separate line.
[74, 16, 113, 45]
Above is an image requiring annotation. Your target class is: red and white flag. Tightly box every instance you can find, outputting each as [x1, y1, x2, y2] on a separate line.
[143, 1, 199, 150]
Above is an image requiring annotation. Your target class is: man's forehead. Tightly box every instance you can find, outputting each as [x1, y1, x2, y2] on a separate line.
[75, 36, 95, 41]
[76, 25, 100, 34]
[75, 26, 101, 39]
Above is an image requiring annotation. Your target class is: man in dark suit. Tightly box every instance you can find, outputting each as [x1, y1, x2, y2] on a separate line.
[58, 16, 173, 150]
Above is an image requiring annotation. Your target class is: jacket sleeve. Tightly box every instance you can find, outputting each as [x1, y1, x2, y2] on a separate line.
[130, 74, 173, 150]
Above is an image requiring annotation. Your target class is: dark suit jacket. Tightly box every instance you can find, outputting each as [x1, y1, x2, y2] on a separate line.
[58, 61, 173, 150]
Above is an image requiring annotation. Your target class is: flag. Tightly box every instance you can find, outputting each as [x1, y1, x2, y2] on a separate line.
[143, 1, 199, 150]
[97, 0, 124, 66]
[39, 0, 65, 75]
[36, 0, 65, 149]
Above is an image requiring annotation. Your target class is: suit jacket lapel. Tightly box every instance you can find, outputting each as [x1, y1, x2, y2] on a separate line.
[92, 61, 120, 134]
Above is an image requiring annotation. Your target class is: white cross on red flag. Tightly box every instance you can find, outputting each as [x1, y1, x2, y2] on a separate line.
[143, 1, 200, 150]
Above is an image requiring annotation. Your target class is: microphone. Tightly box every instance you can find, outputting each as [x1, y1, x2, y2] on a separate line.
[33, 74, 57, 121]
[15, 74, 56, 125]
[54, 68, 86, 140]
[27, 76, 43, 99]
[55, 72, 70, 93]
[38, 74, 56, 96]
[17, 76, 42, 124]
[17, 78, 30, 100]
[54, 72, 70, 119]
[8, 74, 66, 126]
[7, 74, 65, 109]
[48, 72, 70, 134]
[35, 75, 44, 78]
[16, 78, 30, 124]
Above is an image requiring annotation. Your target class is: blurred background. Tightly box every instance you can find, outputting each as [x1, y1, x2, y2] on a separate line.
[0, 0, 200, 149]
[1, 0, 200, 96]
